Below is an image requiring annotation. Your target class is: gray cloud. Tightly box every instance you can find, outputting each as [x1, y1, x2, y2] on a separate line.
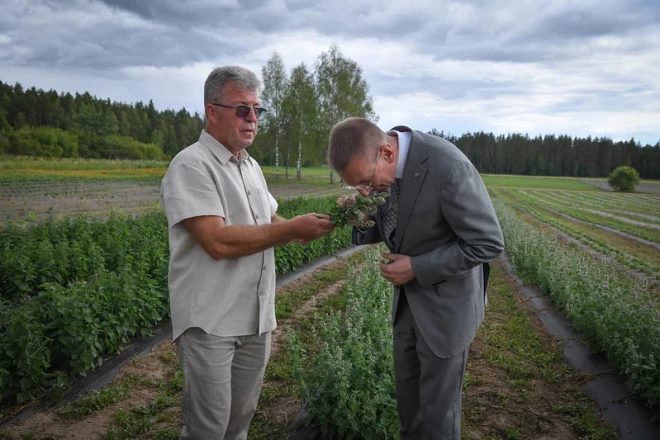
[4, 0, 657, 70]
[1, 0, 658, 143]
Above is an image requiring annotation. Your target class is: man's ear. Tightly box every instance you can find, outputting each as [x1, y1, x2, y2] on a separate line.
[205, 104, 218, 124]
[382, 143, 395, 163]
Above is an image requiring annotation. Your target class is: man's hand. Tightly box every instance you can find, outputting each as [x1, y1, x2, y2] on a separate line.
[290, 213, 334, 243]
[380, 253, 415, 286]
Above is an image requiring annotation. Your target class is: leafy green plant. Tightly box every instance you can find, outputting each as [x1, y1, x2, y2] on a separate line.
[289, 249, 399, 439]
[0, 195, 354, 403]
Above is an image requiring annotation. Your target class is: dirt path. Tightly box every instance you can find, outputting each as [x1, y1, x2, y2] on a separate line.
[2, 341, 180, 440]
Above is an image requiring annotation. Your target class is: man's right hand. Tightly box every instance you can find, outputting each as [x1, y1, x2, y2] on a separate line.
[290, 213, 334, 243]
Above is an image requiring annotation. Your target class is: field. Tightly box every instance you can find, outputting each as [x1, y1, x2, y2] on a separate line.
[0, 159, 344, 223]
[1, 157, 659, 439]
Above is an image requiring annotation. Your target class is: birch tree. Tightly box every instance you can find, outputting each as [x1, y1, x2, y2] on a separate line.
[283, 63, 318, 179]
[261, 52, 288, 179]
[315, 44, 377, 183]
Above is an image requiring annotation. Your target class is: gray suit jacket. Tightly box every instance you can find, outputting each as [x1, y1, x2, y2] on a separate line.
[353, 127, 505, 358]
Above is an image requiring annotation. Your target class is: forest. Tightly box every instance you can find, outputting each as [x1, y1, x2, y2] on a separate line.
[1, 45, 658, 178]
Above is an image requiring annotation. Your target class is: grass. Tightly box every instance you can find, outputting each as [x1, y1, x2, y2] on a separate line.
[274, 262, 348, 319]
[465, 262, 615, 439]
[0, 156, 170, 171]
[56, 379, 136, 421]
[482, 174, 603, 191]
[261, 165, 333, 178]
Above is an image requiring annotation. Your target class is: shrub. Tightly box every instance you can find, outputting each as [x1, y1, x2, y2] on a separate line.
[607, 166, 640, 192]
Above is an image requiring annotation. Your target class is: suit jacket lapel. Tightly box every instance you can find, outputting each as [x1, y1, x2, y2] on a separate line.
[394, 130, 427, 253]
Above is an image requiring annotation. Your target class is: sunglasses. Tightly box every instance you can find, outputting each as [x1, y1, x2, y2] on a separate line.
[211, 103, 267, 120]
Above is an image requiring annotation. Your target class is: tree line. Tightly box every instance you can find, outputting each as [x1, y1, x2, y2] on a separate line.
[434, 130, 660, 179]
[1, 43, 658, 178]
[0, 81, 204, 160]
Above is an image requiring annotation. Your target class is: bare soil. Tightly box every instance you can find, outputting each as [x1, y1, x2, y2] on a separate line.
[0, 180, 344, 223]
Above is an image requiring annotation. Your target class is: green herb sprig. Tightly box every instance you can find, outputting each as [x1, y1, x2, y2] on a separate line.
[329, 192, 387, 229]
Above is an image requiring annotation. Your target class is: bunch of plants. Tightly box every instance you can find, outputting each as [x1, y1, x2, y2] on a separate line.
[289, 248, 400, 439]
[0, 196, 354, 404]
[274, 196, 353, 274]
[328, 192, 387, 229]
[494, 199, 660, 410]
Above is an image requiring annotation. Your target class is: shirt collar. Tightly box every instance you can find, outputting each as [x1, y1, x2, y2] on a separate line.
[199, 129, 250, 165]
[391, 130, 411, 179]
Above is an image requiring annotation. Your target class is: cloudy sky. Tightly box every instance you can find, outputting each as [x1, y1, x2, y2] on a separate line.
[1, 0, 659, 144]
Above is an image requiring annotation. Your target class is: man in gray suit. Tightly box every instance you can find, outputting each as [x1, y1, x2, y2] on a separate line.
[328, 117, 504, 439]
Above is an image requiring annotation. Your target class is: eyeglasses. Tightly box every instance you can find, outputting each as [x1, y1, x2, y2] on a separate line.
[211, 103, 267, 120]
[342, 149, 381, 191]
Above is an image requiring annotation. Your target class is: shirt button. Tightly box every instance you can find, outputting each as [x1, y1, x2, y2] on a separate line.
[259, 291, 264, 296]
[256, 214, 260, 219]
[262, 265, 267, 271]
[247, 190, 251, 195]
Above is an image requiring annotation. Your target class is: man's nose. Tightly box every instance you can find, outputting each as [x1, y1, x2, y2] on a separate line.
[245, 107, 258, 123]
[358, 188, 371, 197]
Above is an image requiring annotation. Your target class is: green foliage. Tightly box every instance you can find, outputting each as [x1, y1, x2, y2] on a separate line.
[289, 249, 399, 439]
[96, 135, 166, 160]
[607, 165, 641, 192]
[0, 80, 204, 159]
[0, 196, 352, 403]
[494, 199, 660, 410]
[329, 192, 387, 229]
[7, 126, 79, 158]
[274, 196, 353, 274]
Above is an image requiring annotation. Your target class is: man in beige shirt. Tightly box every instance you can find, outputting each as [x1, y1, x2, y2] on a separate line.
[161, 65, 334, 439]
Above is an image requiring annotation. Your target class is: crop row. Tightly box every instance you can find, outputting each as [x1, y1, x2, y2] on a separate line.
[289, 248, 399, 438]
[491, 190, 660, 282]
[538, 190, 660, 219]
[0, 196, 352, 403]
[519, 190, 660, 226]
[494, 199, 660, 410]
[505, 189, 660, 243]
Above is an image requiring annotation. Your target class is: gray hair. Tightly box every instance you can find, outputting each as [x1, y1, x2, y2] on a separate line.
[204, 66, 261, 105]
[327, 117, 385, 172]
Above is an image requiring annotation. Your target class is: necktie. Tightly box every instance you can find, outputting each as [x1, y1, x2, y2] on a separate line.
[382, 178, 400, 249]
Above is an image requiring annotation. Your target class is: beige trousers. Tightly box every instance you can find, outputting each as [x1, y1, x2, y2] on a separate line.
[177, 327, 271, 440]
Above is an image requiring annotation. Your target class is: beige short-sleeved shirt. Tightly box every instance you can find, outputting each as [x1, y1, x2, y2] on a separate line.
[161, 130, 278, 341]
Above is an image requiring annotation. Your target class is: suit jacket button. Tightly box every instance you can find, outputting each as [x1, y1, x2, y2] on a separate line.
[414, 172, 420, 178]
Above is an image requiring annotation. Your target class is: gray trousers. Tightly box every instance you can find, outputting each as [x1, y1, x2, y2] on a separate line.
[177, 327, 271, 440]
[394, 292, 469, 440]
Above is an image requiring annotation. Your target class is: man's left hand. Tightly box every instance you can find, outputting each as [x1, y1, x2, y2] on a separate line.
[380, 253, 415, 286]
